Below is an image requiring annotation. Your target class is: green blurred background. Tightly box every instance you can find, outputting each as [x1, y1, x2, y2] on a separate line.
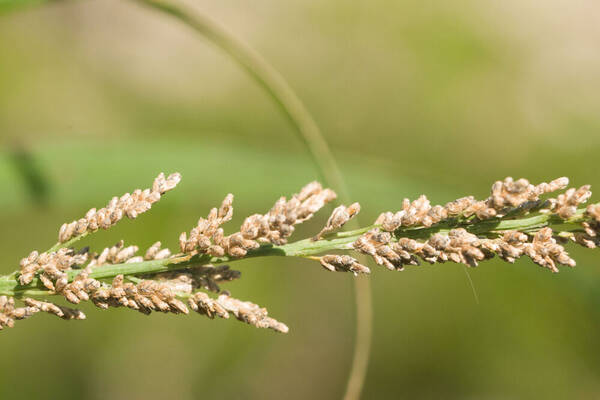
[1, 0, 599, 398]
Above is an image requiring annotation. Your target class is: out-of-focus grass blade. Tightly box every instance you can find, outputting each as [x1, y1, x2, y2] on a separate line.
[6, 142, 51, 207]
[0, 137, 448, 211]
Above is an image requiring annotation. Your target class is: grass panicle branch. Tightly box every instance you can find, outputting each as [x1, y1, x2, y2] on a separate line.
[0, 1, 596, 397]
[1, 173, 599, 334]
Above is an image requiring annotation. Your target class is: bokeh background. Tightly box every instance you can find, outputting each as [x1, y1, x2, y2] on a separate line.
[1, 0, 599, 398]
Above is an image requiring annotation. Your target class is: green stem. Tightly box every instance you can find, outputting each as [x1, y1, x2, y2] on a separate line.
[0, 234, 362, 296]
[46, 231, 90, 253]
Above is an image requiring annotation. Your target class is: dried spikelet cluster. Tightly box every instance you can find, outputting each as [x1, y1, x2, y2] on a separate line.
[3, 173, 600, 335]
[487, 177, 568, 210]
[544, 185, 592, 219]
[352, 227, 575, 273]
[575, 204, 600, 248]
[179, 182, 337, 257]
[144, 241, 172, 261]
[153, 265, 241, 293]
[375, 177, 569, 230]
[188, 292, 288, 333]
[23, 298, 86, 320]
[0, 296, 84, 330]
[352, 177, 592, 273]
[4, 173, 310, 333]
[88, 240, 141, 267]
[19, 248, 88, 286]
[91, 275, 188, 314]
[58, 172, 181, 243]
[19, 241, 149, 306]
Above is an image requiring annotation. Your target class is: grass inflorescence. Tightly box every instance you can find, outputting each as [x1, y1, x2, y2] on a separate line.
[0, 173, 598, 333]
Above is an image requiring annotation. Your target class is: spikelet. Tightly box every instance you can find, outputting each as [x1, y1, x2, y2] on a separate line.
[180, 182, 337, 257]
[18, 248, 88, 287]
[154, 265, 241, 293]
[188, 292, 288, 333]
[60, 268, 101, 304]
[375, 177, 570, 232]
[0, 296, 85, 330]
[587, 203, 600, 222]
[522, 228, 575, 272]
[0, 296, 34, 330]
[353, 227, 575, 272]
[313, 203, 360, 240]
[547, 185, 593, 219]
[90, 275, 188, 315]
[572, 204, 600, 248]
[488, 177, 569, 209]
[87, 241, 140, 268]
[144, 241, 172, 260]
[178, 194, 236, 256]
[23, 298, 86, 320]
[353, 229, 410, 270]
[39, 242, 145, 305]
[58, 172, 181, 243]
[188, 292, 229, 319]
[217, 294, 288, 333]
[319, 255, 370, 274]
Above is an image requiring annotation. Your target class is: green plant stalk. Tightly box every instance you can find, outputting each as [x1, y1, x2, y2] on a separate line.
[0, 210, 588, 297]
[47, 232, 90, 253]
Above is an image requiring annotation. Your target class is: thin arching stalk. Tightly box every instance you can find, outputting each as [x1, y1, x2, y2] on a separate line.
[130, 1, 372, 398]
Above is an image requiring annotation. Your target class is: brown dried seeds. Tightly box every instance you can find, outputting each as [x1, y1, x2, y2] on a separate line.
[58, 172, 181, 243]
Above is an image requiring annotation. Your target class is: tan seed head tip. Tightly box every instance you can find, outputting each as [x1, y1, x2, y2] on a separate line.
[554, 177, 569, 188]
